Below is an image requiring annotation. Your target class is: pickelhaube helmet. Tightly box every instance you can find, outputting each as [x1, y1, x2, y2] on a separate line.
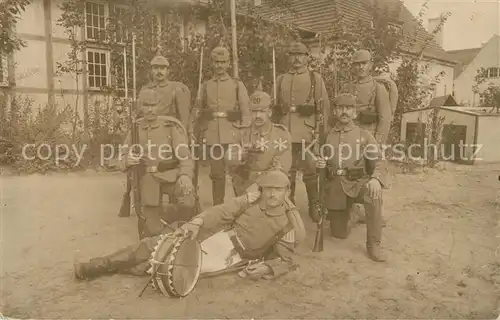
[150, 55, 169, 67]
[211, 46, 230, 61]
[257, 170, 290, 188]
[351, 49, 372, 63]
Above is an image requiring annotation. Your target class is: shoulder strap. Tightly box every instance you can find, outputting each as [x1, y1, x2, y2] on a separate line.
[233, 78, 240, 110]
[277, 74, 285, 105]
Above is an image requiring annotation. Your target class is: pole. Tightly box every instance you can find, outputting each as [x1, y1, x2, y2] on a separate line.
[230, 0, 238, 78]
[123, 46, 128, 99]
[272, 46, 277, 102]
[132, 35, 137, 102]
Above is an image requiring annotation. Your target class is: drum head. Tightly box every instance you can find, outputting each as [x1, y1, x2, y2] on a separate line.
[151, 234, 202, 298]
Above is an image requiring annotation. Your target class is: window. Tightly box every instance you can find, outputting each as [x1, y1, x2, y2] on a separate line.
[0, 55, 8, 86]
[112, 50, 132, 95]
[114, 6, 130, 44]
[486, 67, 499, 78]
[85, 1, 107, 41]
[86, 49, 109, 90]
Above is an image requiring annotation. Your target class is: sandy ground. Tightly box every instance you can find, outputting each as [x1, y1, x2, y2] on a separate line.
[1, 162, 499, 318]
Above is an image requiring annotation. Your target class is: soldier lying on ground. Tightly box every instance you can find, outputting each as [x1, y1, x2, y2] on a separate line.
[312, 93, 387, 262]
[74, 170, 306, 281]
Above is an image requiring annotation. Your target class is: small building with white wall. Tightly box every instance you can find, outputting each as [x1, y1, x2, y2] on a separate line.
[401, 106, 500, 164]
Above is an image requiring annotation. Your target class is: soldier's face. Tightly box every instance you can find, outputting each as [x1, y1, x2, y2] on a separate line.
[334, 105, 356, 124]
[213, 59, 229, 75]
[261, 186, 287, 207]
[352, 61, 371, 78]
[288, 53, 307, 69]
[251, 109, 271, 127]
[152, 65, 168, 81]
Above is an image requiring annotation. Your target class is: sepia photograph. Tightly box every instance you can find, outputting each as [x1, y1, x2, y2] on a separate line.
[1, 0, 499, 318]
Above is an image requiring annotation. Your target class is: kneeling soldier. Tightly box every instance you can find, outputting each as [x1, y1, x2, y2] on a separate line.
[313, 93, 386, 262]
[226, 91, 292, 196]
[120, 89, 197, 239]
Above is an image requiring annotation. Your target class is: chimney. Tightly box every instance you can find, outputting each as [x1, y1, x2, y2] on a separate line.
[428, 17, 444, 47]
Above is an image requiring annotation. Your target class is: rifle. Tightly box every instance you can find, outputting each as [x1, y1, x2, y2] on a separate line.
[118, 45, 131, 218]
[312, 33, 328, 252]
[192, 47, 204, 215]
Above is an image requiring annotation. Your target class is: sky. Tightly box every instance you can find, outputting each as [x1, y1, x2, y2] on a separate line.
[402, 0, 500, 50]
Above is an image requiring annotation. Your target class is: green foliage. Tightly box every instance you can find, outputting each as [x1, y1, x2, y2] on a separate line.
[0, 0, 31, 55]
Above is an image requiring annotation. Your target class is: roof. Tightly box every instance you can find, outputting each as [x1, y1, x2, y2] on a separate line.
[242, 0, 456, 64]
[446, 47, 482, 78]
[428, 95, 458, 108]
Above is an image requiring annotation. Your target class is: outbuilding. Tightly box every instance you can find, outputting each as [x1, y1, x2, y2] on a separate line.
[400, 106, 500, 164]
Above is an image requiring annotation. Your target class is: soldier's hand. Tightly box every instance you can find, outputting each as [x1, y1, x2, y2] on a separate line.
[316, 157, 327, 169]
[246, 190, 261, 204]
[177, 174, 194, 195]
[366, 178, 382, 200]
[125, 154, 141, 168]
[174, 217, 202, 240]
[245, 262, 272, 280]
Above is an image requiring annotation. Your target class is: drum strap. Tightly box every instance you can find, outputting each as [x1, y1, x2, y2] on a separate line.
[229, 221, 294, 260]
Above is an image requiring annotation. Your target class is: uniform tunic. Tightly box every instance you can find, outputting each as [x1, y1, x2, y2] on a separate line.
[318, 122, 385, 210]
[275, 67, 330, 142]
[198, 73, 250, 145]
[137, 80, 191, 132]
[226, 122, 292, 194]
[347, 76, 392, 144]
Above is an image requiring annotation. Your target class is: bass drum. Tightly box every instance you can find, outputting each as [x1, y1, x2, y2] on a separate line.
[149, 233, 203, 297]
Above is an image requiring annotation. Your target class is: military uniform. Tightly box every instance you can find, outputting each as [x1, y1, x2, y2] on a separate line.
[74, 171, 304, 280]
[194, 47, 251, 205]
[119, 90, 197, 238]
[274, 41, 330, 221]
[137, 55, 192, 133]
[227, 91, 292, 196]
[341, 49, 392, 144]
[315, 94, 386, 262]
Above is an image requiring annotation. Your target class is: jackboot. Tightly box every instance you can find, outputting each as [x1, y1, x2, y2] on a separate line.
[364, 199, 386, 262]
[74, 246, 137, 280]
[212, 178, 226, 205]
[304, 178, 319, 222]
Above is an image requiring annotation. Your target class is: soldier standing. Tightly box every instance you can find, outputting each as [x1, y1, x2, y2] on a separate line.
[120, 89, 197, 239]
[226, 91, 292, 196]
[137, 54, 192, 134]
[344, 49, 393, 144]
[194, 46, 250, 205]
[274, 41, 330, 222]
[314, 93, 386, 262]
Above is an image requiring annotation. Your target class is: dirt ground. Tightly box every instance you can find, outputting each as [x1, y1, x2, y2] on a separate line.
[1, 162, 499, 319]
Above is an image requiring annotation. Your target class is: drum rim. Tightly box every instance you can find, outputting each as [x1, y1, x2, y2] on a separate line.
[164, 236, 203, 297]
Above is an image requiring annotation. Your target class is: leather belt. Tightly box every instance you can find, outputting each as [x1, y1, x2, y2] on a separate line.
[146, 166, 158, 173]
[213, 112, 227, 118]
[227, 229, 246, 253]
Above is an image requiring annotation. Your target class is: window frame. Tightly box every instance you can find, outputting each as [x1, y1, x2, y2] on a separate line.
[86, 48, 110, 91]
[84, 1, 109, 42]
[113, 4, 131, 45]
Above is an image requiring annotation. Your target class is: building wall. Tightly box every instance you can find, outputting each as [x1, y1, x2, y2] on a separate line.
[401, 108, 477, 160]
[453, 36, 500, 107]
[475, 116, 500, 163]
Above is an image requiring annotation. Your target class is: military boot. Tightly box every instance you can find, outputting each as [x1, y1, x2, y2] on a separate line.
[364, 199, 386, 262]
[304, 179, 319, 222]
[74, 246, 136, 280]
[212, 178, 226, 205]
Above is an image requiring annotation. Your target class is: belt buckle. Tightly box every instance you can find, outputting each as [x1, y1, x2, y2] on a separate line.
[336, 169, 345, 176]
[214, 112, 226, 118]
[290, 106, 296, 112]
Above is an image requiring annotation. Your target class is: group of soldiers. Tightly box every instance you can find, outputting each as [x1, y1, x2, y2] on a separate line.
[73, 41, 395, 283]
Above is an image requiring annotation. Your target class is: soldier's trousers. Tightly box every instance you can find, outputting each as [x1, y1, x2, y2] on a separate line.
[327, 183, 383, 245]
[207, 144, 229, 205]
[141, 174, 197, 238]
[290, 143, 318, 219]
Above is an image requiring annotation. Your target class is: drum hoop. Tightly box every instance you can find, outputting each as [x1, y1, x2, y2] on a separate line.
[153, 235, 202, 298]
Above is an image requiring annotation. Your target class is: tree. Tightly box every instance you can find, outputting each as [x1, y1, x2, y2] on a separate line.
[0, 0, 31, 55]
[474, 67, 500, 113]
